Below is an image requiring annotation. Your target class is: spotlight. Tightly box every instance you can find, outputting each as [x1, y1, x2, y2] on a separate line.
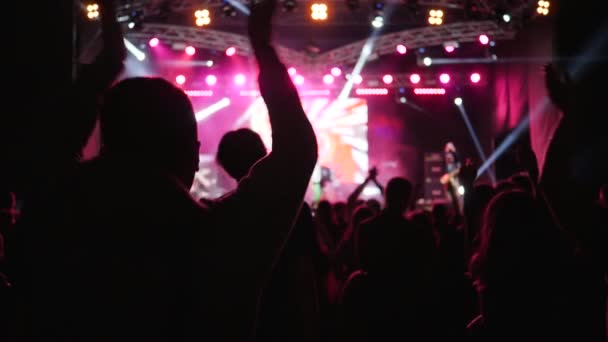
[176, 75, 186, 85]
[439, 73, 451, 84]
[148, 37, 160, 47]
[454, 97, 463, 106]
[479, 34, 490, 45]
[458, 185, 465, 195]
[423, 57, 432, 66]
[323, 74, 335, 84]
[372, 0, 384, 10]
[195, 9, 211, 26]
[206, 60, 214, 67]
[470, 72, 481, 84]
[226, 46, 236, 56]
[282, 0, 297, 12]
[185, 46, 196, 56]
[331, 67, 342, 77]
[410, 73, 421, 84]
[86, 3, 100, 20]
[536, 1, 549, 16]
[445, 45, 455, 53]
[294, 75, 305, 85]
[206, 75, 218, 86]
[399, 97, 407, 104]
[128, 22, 136, 29]
[382, 74, 393, 84]
[288, 67, 297, 76]
[234, 74, 246, 86]
[502, 13, 511, 23]
[371, 14, 384, 28]
[428, 9, 444, 25]
[311, 3, 328, 20]
[396, 44, 407, 55]
[351, 74, 363, 84]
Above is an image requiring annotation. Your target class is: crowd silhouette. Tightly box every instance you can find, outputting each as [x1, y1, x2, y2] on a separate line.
[0, 0, 606, 341]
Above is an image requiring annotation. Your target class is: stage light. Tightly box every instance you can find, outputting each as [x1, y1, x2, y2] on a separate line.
[148, 37, 159, 47]
[123, 38, 146, 61]
[206, 60, 214, 67]
[454, 97, 463, 106]
[226, 46, 236, 56]
[458, 185, 465, 195]
[86, 3, 100, 20]
[396, 44, 407, 55]
[323, 74, 335, 84]
[355, 88, 389, 95]
[288, 67, 297, 76]
[311, 3, 328, 20]
[399, 97, 407, 104]
[371, 14, 384, 28]
[479, 34, 490, 45]
[502, 14, 511, 23]
[185, 46, 196, 56]
[184, 90, 214, 97]
[176, 75, 186, 85]
[331, 67, 342, 77]
[537, 1, 549, 16]
[445, 45, 455, 53]
[470, 72, 481, 84]
[128, 22, 136, 29]
[382, 74, 393, 84]
[439, 73, 451, 84]
[410, 73, 421, 84]
[195, 9, 211, 26]
[205, 75, 217, 86]
[234, 74, 246, 86]
[352, 74, 363, 84]
[414, 88, 446, 95]
[428, 9, 444, 25]
[423, 57, 432, 66]
[294, 75, 305, 85]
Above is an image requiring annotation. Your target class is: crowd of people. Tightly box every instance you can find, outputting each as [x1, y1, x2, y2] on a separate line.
[0, 0, 606, 341]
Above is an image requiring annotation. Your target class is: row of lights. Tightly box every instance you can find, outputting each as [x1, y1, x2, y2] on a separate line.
[173, 71, 482, 87]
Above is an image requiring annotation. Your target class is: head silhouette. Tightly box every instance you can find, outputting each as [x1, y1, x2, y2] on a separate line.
[384, 177, 412, 214]
[100, 78, 200, 188]
[216, 128, 267, 181]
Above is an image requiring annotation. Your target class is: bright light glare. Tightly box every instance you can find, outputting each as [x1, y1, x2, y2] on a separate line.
[382, 74, 393, 84]
[479, 34, 490, 45]
[458, 185, 465, 195]
[371, 16, 384, 28]
[323, 74, 335, 84]
[410, 74, 421, 84]
[205, 75, 217, 86]
[396, 44, 407, 54]
[148, 37, 159, 47]
[185, 46, 196, 56]
[176, 75, 186, 85]
[288, 67, 297, 76]
[226, 46, 236, 56]
[439, 73, 451, 84]
[503, 14, 511, 22]
[234, 74, 246, 85]
[331, 67, 342, 77]
[470, 73, 481, 84]
[454, 97, 463, 106]
[195, 98, 231, 122]
[294, 75, 305, 85]
[423, 57, 432, 66]
[352, 74, 363, 84]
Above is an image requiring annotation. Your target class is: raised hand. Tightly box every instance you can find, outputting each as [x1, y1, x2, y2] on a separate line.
[368, 167, 378, 181]
[248, 0, 277, 48]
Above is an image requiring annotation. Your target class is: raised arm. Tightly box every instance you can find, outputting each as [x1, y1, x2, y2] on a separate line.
[213, 0, 317, 278]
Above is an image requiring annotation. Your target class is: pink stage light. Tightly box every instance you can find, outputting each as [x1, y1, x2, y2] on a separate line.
[352, 74, 363, 84]
[382, 74, 394, 84]
[470, 72, 481, 84]
[288, 67, 297, 76]
[184, 90, 214, 97]
[355, 88, 389, 96]
[396, 44, 407, 55]
[323, 74, 335, 84]
[226, 46, 236, 56]
[234, 74, 246, 86]
[445, 45, 455, 53]
[410, 73, 421, 84]
[176, 75, 186, 85]
[414, 88, 446, 95]
[149, 37, 160, 47]
[439, 73, 451, 84]
[479, 34, 490, 45]
[331, 67, 342, 77]
[185, 46, 196, 56]
[294, 75, 305, 85]
[205, 75, 217, 86]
